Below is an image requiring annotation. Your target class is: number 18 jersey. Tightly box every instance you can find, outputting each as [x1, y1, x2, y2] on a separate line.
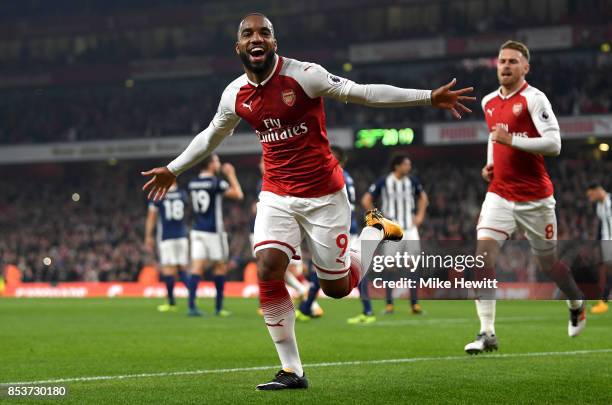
[150, 189, 188, 240]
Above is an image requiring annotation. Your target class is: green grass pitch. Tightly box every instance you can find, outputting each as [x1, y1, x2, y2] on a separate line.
[0, 298, 610, 404]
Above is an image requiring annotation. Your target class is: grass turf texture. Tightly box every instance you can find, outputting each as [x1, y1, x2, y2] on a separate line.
[0, 298, 610, 404]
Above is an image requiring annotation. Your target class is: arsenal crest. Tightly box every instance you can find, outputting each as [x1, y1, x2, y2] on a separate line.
[282, 89, 296, 107]
[512, 103, 523, 116]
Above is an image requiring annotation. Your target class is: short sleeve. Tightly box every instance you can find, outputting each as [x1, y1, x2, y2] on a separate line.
[368, 178, 385, 200]
[218, 179, 230, 192]
[412, 176, 423, 197]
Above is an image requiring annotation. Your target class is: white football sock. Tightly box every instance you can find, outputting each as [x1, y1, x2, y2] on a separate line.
[566, 299, 583, 310]
[359, 226, 384, 244]
[284, 271, 308, 296]
[259, 281, 303, 377]
[476, 299, 496, 335]
[350, 226, 384, 279]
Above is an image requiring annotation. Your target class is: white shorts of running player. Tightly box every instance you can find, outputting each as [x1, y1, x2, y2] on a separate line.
[253, 189, 351, 281]
[191, 230, 229, 262]
[477, 192, 557, 255]
[159, 237, 189, 267]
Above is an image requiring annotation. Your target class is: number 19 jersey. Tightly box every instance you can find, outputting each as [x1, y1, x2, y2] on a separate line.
[188, 174, 229, 233]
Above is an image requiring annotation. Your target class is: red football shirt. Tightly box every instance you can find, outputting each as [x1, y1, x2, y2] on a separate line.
[482, 82, 559, 202]
[213, 55, 351, 197]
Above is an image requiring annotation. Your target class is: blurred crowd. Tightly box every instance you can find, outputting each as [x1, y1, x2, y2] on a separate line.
[2, 56, 611, 145]
[1, 0, 608, 72]
[1, 152, 608, 283]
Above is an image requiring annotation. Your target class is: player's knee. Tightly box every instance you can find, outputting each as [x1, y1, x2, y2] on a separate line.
[256, 250, 288, 281]
[535, 254, 556, 274]
[323, 289, 348, 299]
[319, 280, 349, 299]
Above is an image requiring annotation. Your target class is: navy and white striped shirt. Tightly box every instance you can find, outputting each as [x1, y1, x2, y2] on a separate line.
[596, 193, 612, 240]
[188, 174, 229, 233]
[368, 174, 423, 231]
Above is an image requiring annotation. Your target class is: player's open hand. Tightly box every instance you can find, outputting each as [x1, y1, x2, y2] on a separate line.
[141, 166, 176, 201]
[431, 78, 476, 119]
[481, 164, 493, 182]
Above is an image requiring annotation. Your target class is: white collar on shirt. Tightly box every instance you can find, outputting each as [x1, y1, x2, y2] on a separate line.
[497, 81, 528, 100]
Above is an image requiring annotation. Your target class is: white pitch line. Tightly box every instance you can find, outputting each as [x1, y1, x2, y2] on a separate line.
[3, 349, 611, 386]
[370, 315, 554, 326]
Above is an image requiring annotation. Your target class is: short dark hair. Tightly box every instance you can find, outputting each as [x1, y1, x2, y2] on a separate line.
[500, 40, 530, 62]
[587, 182, 602, 190]
[202, 154, 216, 169]
[237, 12, 275, 39]
[390, 155, 410, 172]
[330, 145, 347, 166]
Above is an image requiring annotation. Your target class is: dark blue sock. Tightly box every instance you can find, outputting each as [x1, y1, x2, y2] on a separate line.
[188, 274, 201, 310]
[300, 272, 320, 315]
[178, 270, 189, 287]
[410, 288, 419, 306]
[163, 275, 176, 305]
[359, 279, 372, 315]
[603, 274, 612, 302]
[385, 287, 394, 305]
[408, 272, 419, 305]
[214, 275, 225, 313]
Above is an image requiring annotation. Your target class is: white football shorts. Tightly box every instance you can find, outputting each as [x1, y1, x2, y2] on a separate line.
[159, 237, 189, 266]
[477, 192, 557, 255]
[251, 232, 303, 267]
[253, 188, 351, 280]
[190, 230, 228, 261]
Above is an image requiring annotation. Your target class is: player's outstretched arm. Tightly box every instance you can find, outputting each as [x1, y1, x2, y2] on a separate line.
[430, 79, 475, 119]
[142, 125, 232, 201]
[142, 87, 241, 201]
[298, 64, 475, 119]
[142, 167, 176, 202]
[347, 78, 475, 119]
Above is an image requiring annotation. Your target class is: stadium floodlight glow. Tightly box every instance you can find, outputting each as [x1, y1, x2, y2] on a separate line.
[601, 43, 611, 53]
[355, 128, 415, 148]
[72, 193, 80, 202]
[43, 257, 52, 266]
[343, 62, 353, 72]
[599, 143, 610, 152]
